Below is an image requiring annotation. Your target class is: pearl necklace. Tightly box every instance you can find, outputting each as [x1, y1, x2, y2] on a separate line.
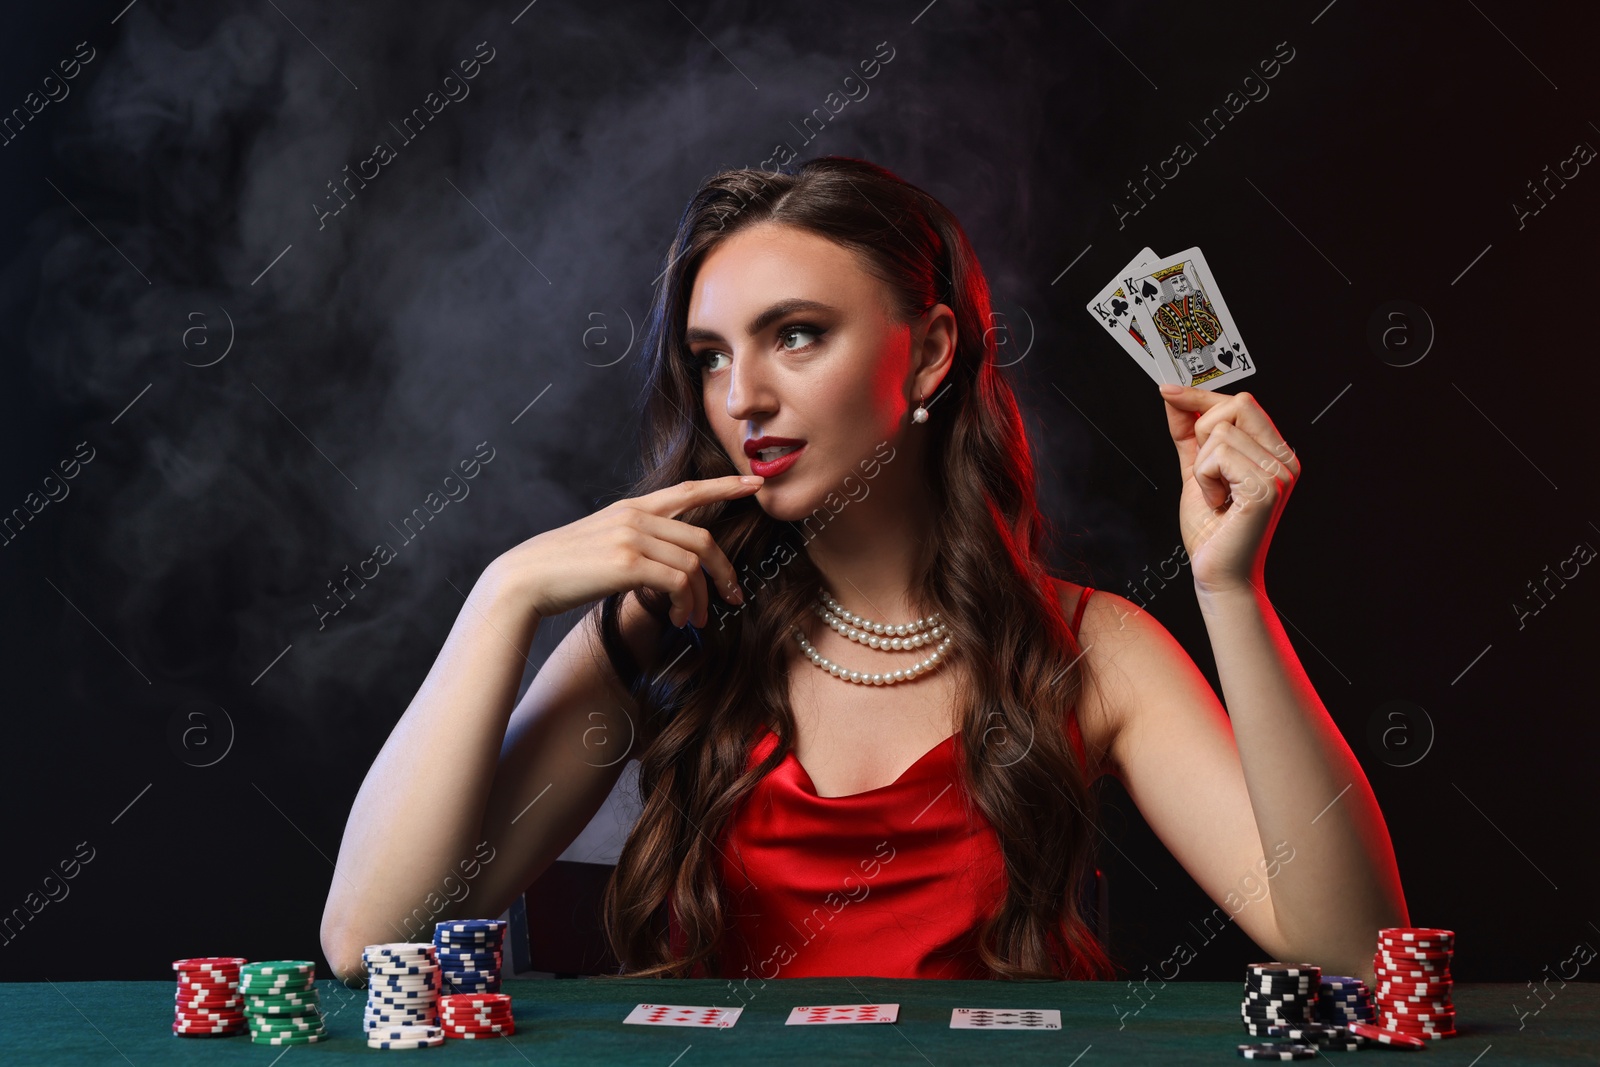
[792, 588, 955, 686]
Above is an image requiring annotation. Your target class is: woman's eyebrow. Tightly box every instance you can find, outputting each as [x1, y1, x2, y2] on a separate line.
[684, 298, 840, 345]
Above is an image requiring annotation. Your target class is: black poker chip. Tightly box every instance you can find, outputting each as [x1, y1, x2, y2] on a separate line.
[1237, 1044, 1317, 1060]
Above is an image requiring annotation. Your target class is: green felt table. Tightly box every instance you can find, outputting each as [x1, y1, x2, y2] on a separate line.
[7, 978, 1592, 1064]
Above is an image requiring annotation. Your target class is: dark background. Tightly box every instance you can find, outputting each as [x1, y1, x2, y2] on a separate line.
[2, 0, 1595, 985]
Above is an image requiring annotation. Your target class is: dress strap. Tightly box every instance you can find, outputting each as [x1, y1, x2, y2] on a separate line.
[1065, 586, 1094, 778]
[1069, 585, 1095, 637]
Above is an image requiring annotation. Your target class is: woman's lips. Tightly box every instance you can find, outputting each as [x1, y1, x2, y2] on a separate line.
[750, 443, 805, 477]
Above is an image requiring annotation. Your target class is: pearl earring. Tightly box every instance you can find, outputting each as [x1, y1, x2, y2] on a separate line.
[912, 394, 929, 424]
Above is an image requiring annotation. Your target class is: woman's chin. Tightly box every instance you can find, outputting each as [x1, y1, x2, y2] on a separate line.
[748, 481, 825, 524]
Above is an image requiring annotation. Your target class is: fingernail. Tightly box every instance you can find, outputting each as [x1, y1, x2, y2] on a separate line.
[740, 475, 764, 485]
[1159, 383, 1184, 394]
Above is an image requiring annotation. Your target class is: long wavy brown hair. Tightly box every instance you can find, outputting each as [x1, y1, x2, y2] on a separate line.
[595, 155, 1115, 981]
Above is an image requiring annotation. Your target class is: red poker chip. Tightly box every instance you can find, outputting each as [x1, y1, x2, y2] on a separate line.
[175, 986, 238, 999]
[441, 1019, 516, 1031]
[1376, 984, 1452, 995]
[1379, 929, 1454, 943]
[1346, 1021, 1427, 1048]
[1378, 992, 1452, 1005]
[1377, 976, 1450, 987]
[175, 981, 238, 994]
[176, 996, 243, 1007]
[172, 1022, 246, 1034]
[175, 1007, 245, 1019]
[174, 1017, 246, 1028]
[173, 1028, 245, 1037]
[438, 993, 511, 1008]
[173, 957, 248, 972]
[442, 1027, 517, 1039]
[439, 1008, 513, 1018]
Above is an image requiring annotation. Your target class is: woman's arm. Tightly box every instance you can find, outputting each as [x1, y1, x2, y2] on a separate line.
[1082, 587, 1405, 988]
[1197, 583, 1408, 970]
[318, 559, 640, 981]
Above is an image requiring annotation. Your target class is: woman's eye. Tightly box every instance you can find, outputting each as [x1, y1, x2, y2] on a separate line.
[694, 326, 821, 371]
[779, 325, 823, 350]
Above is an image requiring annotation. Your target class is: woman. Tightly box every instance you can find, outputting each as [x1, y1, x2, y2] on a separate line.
[321, 156, 1407, 987]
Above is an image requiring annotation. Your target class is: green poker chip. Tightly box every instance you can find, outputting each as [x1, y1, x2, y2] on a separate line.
[250, 1013, 324, 1029]
[245, 1001, 321, 1016]
[239, 979, 315, 993]
[241, 960, 316, 978]
[249, 1030, 327, 1045]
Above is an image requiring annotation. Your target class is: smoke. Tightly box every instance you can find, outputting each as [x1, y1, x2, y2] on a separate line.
[15, 0, 1125, 732]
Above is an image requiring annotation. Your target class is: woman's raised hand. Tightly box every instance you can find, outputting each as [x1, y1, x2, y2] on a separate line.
[498, 475, 763, 628]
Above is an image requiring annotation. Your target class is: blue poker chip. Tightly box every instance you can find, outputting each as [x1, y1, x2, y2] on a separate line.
[434, 919, 506, 931]
[372, 977, 441, 988]
[369, 994, 436, 1006]
[365, 961, 438, 975]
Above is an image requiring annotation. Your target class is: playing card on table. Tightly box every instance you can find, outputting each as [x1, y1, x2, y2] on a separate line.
[1086, 246, 1175, 385]
[785, 1003, 900, 1025]
[950, 1008, 1062, 1030]
[1121, 246, 1255, 390]
[623, 1003, 743, 1028]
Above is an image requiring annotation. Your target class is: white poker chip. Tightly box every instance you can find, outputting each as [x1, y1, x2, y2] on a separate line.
[370, 1025, 442, 1040]
[368, 1036, 446, 1049]
[364, 944, 436, 959]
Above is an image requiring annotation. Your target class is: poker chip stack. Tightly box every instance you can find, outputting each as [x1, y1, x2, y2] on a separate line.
[1237, 961, 1325, 1060]
[433, 918, 507, 995]
[240, 960, 326, 1045]
[1373, 926, 1456, 1041]
[1239, 962, 1320, 1037]
[439, 992, 516, 1039]
[363, 942, 441, 1044]
[1313, 975, 1376, 1027]
[171, 956, 247, 1037]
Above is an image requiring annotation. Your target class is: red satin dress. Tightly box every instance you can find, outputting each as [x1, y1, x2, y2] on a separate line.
[690, 586, 1098, 981]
